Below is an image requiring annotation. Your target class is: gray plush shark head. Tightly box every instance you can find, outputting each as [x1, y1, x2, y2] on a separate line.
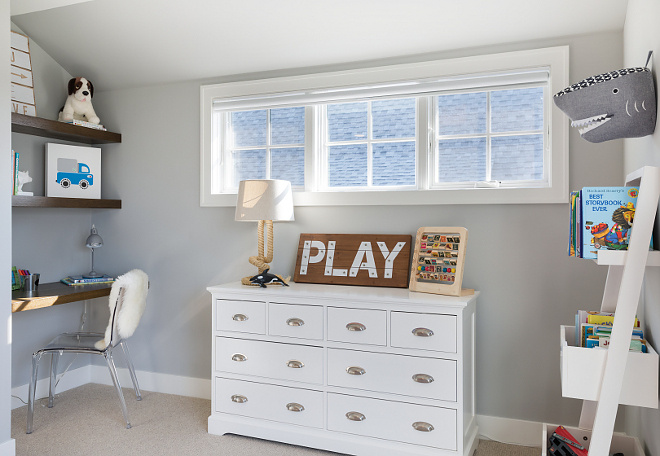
[553, 67, 656, 143]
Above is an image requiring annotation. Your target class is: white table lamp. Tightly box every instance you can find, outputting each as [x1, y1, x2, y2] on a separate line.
[235, 179, 294, 286]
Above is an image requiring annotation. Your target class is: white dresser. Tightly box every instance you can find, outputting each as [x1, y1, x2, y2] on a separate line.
[207, 281, 478, 456]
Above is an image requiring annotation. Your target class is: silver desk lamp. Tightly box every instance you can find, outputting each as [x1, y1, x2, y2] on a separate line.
[83, 225, 104, 278]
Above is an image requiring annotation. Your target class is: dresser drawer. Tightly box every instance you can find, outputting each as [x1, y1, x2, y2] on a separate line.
[391, 312, 457, 353]
[215, 377, 323, 428]
[327, 307, 387, 346]
[327, 393, 457, 450]
[327, 348, 456, 402]
[215, 337, 323, 384]
[216, 300, 266, 335]
[269, 302, 323, 340]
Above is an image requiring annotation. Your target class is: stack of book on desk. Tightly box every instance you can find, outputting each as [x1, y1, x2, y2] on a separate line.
[575, 310, 646, 352]
[61, 275, 114, 286]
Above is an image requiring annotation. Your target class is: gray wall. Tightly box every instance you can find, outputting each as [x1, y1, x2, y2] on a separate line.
[622, 0, 660, 454]
[10, 24, 100, 389]
[84, 31, 624, 426]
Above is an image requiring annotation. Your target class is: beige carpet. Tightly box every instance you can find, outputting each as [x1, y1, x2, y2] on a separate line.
[11, 383, 540, 456]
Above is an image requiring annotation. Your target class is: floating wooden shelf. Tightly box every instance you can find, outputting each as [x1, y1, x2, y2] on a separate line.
[11, 112, 121, 145]
[12, 195, 121, 209]
[12, 281, 112, 312]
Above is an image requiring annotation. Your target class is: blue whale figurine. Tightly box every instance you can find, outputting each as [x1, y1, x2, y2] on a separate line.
[553, 52, 656, 143]
[249, 269, 289, 288]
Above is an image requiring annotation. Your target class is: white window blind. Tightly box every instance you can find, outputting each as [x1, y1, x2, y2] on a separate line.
[212, 68, 550, 112]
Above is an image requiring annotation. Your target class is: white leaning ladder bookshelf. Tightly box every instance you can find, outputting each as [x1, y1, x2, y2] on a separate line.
[562, 166, 660, 455]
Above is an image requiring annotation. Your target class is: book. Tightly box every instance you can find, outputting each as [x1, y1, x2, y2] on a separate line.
[65, 274, 113, 282]
[587, 314, 639, 327]
[13, 151, 18, 195]
[11, 267, 21, 290]
[550, 426, 588, 456]
[61, 275, 114, 286]
[575, 310, 644, 349]
[61, 279, 114, 286]
[580, 186, 649, 259]
[63, 119, 107, 131]
[568, 191, 582, 257]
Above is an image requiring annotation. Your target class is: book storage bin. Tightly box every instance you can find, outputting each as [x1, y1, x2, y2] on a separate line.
[541, 424, 644, 456]
[560, 326, 658, 408]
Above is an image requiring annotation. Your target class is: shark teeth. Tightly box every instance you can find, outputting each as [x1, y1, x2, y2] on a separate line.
[571, 114, 612, 136]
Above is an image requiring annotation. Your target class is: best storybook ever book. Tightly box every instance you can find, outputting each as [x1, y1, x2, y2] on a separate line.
[569, 186, 652, 259]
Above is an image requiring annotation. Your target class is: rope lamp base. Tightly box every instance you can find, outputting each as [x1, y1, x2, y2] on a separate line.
[241, 220, 291, 287]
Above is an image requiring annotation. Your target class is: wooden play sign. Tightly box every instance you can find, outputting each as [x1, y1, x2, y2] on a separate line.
[294, 234, 411, 288]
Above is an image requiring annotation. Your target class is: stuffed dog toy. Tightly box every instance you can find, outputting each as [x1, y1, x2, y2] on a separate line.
[58, 77, 100, 124]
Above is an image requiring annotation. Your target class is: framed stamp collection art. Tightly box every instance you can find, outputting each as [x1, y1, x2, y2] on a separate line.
[409, 226, 474, 297]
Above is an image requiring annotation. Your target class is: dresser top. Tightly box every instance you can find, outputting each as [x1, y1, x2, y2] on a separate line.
[208, 281, 478, 307]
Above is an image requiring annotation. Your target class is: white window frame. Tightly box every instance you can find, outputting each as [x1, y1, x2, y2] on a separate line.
[200, 46, 569, 207]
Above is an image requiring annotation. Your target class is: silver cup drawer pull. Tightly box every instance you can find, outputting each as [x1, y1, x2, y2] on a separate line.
[412, 421, 434, 432]
[287, 360, 305, 369]
[346, 411, 366, 421]
[346, 322, 366, 332]
[231, 353, 247, 362]
[412, 374, 434, 384]
[286, 318, 305, 327]
[231, 394, 248, 403]
[286, 402, 305, 412]
[346, 366, 366, 376]
[412, 327, 434, 337]
[232, 313, 248, 322]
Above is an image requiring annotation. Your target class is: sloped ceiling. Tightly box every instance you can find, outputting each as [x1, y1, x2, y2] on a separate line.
[12, 0, 628, 92]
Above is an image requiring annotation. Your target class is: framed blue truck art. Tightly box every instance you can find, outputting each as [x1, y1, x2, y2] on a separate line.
[45, 143, 101, 199]
[56, 158, 94, 189]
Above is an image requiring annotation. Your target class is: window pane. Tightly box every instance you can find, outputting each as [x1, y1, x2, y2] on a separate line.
[437, 92, 487, 136]
[491, 134, 543, 181]
[233, 149, 266, 187]
[373, 141, 415, 186]
[231, 110, 267, 147]
[271, 147, 305, 186]
[437, 138, 487, 183]
[372, 98, 416, 139]
[328, 144, 367, 187]
[491, 87, 544, 133]
[327, 102, 368, 142]
[271, 107, 305, 145]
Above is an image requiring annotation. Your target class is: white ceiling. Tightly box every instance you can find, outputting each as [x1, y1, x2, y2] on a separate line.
[12, 0, 628, 93]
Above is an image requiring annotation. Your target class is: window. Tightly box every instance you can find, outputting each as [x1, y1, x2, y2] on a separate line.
[226, 107, 305, 189]
[433, 87, 545, 187]
[201, 46, 568, 206]
[324, 98, 417, 189]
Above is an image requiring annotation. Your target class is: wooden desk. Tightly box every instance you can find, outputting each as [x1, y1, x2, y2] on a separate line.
[12, 281, 112, 313]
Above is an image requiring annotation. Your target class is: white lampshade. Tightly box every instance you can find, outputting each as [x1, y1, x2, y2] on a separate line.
[235, 179, 294, 222]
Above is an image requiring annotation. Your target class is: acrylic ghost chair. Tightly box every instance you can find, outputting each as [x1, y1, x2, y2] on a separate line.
[27, 269, 149, 434]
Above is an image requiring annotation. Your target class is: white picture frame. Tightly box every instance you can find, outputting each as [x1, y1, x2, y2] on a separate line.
[45, 143, 101, 199]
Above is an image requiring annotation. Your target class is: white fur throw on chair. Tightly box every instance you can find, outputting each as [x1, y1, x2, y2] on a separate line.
[95, 269, 149, 350]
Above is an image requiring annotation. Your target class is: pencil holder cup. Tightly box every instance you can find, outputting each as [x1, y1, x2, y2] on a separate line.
[22, 274, 40, 291]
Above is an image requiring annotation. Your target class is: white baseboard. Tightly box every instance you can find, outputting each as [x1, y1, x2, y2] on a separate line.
[11, 365, 92, 410]
[88, 364, 211, 400]
[12, 364, 211, 410]
[13, 367, 545, 447]
[477, 414, 545, 447]
[0, 439, 15, 456]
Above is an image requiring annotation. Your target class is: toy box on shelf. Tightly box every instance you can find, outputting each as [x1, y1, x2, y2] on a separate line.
[560, 325, 658, 408]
